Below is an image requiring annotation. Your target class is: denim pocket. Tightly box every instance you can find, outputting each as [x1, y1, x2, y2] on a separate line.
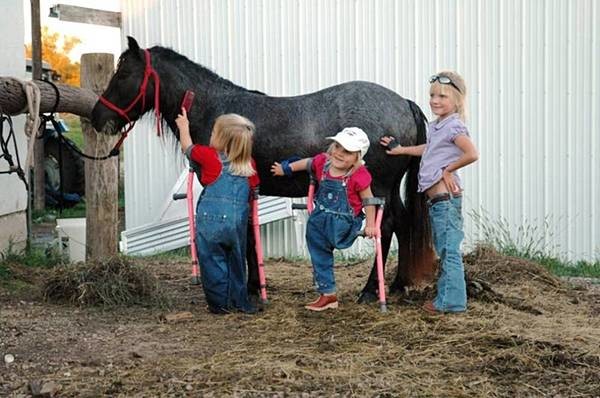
[197, 211, 235, 240]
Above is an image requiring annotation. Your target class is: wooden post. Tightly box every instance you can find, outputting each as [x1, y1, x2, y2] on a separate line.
[30, 0, 45, 211]
[80, 54, 118, 261]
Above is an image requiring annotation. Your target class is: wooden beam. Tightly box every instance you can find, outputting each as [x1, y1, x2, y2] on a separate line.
[80, 53, 119, 261]
[49, 4, 121, 28]
[0, 77, 97, 118]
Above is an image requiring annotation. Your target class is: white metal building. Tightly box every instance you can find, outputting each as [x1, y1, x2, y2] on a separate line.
[0, 0, 27, 252]
[118, 0, 599, 262]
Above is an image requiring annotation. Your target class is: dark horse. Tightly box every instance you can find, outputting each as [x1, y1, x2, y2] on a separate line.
[91, 37, 434, 303]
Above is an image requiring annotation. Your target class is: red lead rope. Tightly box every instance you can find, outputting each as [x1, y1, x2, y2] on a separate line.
[98, 49, 162, 154]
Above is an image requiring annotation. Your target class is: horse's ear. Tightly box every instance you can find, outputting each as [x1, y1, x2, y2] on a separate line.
[127, 36, 141, 52]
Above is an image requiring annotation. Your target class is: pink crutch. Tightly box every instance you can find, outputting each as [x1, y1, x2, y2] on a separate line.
[173, 165, 201, 285]
[361, 197, 387, 313]
[291, 175, 317, 214]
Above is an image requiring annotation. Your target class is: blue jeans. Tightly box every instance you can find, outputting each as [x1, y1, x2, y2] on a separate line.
[306, 210, 363, 294]
[429, 196, 467, 312]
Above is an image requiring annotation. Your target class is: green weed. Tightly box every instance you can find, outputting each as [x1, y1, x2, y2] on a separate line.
[0, 242, 66, 270]
[469, 209, 600, 278]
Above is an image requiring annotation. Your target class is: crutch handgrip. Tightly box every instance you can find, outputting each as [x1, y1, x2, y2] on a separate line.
[173, 193, 187, 200]
[362, 197, 386, 207]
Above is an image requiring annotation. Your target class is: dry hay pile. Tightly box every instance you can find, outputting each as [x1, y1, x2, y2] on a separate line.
[42, 256, 169, 307]
[85, 250, 599, 397]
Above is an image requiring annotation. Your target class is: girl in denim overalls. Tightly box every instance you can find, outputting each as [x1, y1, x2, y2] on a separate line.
[381, 71, 479, 314]
[176, 111, 259, 314]
[271, 127, 377, 311]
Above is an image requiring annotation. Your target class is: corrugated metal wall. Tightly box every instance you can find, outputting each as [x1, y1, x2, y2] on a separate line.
[121, 0, 600, 261]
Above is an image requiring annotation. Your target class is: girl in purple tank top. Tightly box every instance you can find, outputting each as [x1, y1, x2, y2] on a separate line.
[380, 71, 478, 314]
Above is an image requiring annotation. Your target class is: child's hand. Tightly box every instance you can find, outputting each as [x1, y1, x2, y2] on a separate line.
[270, 162, 284, 176]
[364, 225, 378, 239]
[442, 168, 461, 194]
[175, 107, 189, 131]
[380, 136, 403, 155]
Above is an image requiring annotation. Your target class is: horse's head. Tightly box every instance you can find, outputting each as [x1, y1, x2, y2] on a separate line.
[91, 37, 160, 134]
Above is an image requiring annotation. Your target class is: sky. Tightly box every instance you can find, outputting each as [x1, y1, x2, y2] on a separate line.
[23, 0, 123, 63]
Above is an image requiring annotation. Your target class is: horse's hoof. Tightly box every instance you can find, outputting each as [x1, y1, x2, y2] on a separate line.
[389, 281, 409, 295]
[357, 290, 378, 304]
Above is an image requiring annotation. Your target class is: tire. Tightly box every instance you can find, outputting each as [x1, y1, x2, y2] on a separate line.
[44, 134, 85, 196]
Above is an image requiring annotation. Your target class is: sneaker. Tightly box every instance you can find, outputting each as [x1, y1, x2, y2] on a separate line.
[305, 294, 338, 311]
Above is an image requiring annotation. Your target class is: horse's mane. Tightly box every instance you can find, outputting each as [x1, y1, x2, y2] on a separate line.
[148, 45, 265, 95]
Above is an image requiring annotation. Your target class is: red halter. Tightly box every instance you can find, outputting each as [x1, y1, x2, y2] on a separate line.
[99, 49, 162, 143]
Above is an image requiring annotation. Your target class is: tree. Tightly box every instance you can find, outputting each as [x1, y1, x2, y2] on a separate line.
[25, 26, 81, 86]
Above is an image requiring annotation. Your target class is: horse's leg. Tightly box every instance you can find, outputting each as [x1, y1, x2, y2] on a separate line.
[389, 202, 411, 294]
[357, 205, 395, 304]
[246, 219, 260, 300]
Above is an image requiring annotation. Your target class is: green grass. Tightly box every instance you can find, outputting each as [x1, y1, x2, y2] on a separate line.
[141, 247, 191, 261]
[0, 242, 67, 283]
[1, 244, 66, 269]
[470, 209, 600, 279]
[33, 201, 87, 222]
[528, 255, 600, 279]
[62, 114, 83, 149]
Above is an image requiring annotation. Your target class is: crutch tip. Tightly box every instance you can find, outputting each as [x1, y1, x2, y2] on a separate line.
[190, 276, 201, 285]
[380, 303, 388, 313]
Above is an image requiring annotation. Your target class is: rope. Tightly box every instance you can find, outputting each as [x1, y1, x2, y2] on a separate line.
[19, 80, 43, 186]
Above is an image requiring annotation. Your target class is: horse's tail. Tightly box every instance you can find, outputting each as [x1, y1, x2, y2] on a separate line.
[404, 100, 436, 285]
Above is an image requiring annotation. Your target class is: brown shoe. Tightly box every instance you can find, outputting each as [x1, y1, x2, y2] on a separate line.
[421, 301, 441, 315]
[305, 294, 338, 311]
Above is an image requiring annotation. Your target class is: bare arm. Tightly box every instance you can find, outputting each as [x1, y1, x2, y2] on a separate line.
[271, 158, 311, 176]
[379, 136, 426, 156]
[175, 107, 192, 153]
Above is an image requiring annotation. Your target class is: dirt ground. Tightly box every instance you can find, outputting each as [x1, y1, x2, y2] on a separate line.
[1, 248, 599, 397]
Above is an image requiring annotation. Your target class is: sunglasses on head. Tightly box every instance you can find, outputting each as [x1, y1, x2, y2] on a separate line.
[430, 75, 462, 94]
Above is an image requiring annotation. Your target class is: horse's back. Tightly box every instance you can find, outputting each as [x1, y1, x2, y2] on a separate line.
[213, 81, 420, 197]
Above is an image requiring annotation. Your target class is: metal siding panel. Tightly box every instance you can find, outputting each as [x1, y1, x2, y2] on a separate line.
[546, 0, 569, 257]
[458, 0, 481, 244]
[394, 1, 417, 99]
[570, 0, 593, 259]
[376, 0, 397, 90]
[504, 0, 522, 228]
[593, 0, 599, 258]
[522, 0, 546, 230]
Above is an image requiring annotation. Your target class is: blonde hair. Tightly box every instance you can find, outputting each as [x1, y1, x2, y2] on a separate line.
[430, 70, 468, 121]
[210, 114, 256, 177]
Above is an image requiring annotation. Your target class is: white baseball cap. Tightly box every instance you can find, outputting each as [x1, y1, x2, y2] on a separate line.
[327, 127, 370, 159]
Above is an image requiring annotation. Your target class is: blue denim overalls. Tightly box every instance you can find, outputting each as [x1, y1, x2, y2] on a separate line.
[306, 162, 364, 294]
[195, 154, 255, 314]
[428, 194, 467, 312]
